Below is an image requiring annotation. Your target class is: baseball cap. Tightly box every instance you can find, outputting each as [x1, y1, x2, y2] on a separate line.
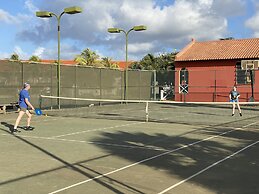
[23, 83, 30, 88]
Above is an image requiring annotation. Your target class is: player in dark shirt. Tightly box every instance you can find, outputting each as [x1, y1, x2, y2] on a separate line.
[229, 86, 242, 116]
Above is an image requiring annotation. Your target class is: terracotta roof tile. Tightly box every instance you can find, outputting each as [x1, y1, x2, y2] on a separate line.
[175, 38, 259, 61]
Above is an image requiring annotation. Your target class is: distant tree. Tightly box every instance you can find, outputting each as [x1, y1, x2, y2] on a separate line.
[10, 53, 20, 61]
[29, 55, 41, 62]
[156, 52, 177, 70]
[101, 57, 119, 69]
[131, 53, 156, 70]
[130, 61, 143, 70]
[74, 55, 87, 65]
[74, 48, 99, 66]
[131, 52, 177, 71]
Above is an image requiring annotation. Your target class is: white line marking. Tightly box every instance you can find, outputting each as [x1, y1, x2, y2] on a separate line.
[158, 140, 259, 194]
[1, 125, 233, 151]
[0, 133, 168, 151]
[242, 121, 259, 128]
[48, 129, 236, 194]
[51, 122, 143, 138]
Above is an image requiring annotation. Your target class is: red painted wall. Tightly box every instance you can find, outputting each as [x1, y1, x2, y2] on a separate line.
[175, 60, 258, 102]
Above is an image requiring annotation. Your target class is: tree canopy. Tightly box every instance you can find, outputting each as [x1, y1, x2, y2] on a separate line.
[74, 48, 119, 69]
[29, 55, 41, 62]
[131, 52, 177, 71]
[74, 48, 99, 66]
[10, 53, 20, 61]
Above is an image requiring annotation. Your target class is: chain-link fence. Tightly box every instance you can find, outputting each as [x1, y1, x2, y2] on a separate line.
[2, 61, 257, 105]
[1, 61, 176, 107]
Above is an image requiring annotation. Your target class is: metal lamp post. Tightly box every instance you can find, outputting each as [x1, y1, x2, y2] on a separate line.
[36, 6, 82, 109]
[108, 25, 147, 100]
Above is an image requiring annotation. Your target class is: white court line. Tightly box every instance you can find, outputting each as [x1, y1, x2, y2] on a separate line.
[0, 125, 234, 152]
[51, 116, 177, 138]
[158, 140, 259, 194]
[0, 133, 169, 151]
[48, 129, 236, 194]
[242, 121, 259, 128]
[51, 122, 143, 138]
[0, 115, 64, 124]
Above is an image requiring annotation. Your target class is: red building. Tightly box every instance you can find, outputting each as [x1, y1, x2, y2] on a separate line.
[174, 38, 259, 102]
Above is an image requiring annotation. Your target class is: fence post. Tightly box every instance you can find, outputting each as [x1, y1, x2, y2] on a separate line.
[153, 70, 156, 100]
[75, 65, 77, 107]
[100, 68, 102, 100]
[214, 69, 217, 102]
[121, 70, 124, 101]
[21, 62, 24, 85]
[139, 70, 141, 100]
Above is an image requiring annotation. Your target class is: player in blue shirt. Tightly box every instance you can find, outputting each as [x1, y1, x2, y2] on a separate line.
[13, 83, 35, 132]
[229, 86, 242, 116]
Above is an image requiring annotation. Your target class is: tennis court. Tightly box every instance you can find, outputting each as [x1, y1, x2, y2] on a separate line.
[0, 100, 259, 194]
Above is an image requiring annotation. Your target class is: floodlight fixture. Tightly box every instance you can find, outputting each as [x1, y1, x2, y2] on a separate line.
[107, 25, 147, 100]
[36, 6, 82, 109]
[64, 6, 82, 14]
[108, 28, 121, 33]
[133, 25, 147, 31]
[36, 11, 52, 18]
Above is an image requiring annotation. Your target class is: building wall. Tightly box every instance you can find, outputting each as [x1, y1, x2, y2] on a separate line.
[175, 60, 258, 102]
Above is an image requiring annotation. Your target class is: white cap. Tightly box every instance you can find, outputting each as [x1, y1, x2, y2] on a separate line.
[23, 83, 30, 88]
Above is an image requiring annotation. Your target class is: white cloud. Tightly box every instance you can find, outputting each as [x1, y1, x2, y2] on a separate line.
[0, 46, 45, 60]
[25, 0, 38, 13]
[246, 14, 259, 37]
[40, 43, 81, 60]
[0, 9, 19, 24]
[0, 52, 11, 59]
[128, 43, 154, 54]
[245, 0, 259, 37]
[211, 0, 246, 17]
[14, 46, 29, 59]
[33, 47, 45, 58]
[17, 0, 248, 60]
[0, 7, 33, 27]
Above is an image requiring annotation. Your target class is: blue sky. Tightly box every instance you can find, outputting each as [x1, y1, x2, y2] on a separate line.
[0, 0, 259, 60]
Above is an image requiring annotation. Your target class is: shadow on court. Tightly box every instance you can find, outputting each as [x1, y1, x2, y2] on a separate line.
[92, 126, 259, 194]
[1, 116, 259, 194]
[1, 122, 33, 132]
[0, 125, 144, 194]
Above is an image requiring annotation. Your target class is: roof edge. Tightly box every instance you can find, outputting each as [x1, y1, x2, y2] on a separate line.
[175, 38, 196, 61]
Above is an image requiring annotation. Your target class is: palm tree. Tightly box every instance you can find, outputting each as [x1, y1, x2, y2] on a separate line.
[10, 53, 20, 61]
[101, 57, 119, 69]
[131, 52, 177, 70]
[139, 53, 157, 70]
[29, 55, 41, 62]
[75, 48, 99, 66]
[74, 55, 86, 65]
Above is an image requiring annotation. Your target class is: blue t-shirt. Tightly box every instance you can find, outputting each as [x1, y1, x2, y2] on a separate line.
[19, 89, 30, 108]
[230, 90, 239, 100]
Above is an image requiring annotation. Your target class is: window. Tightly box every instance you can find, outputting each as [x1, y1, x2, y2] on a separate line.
[179, 68, 189, 93]
[236, 62, 254, 84]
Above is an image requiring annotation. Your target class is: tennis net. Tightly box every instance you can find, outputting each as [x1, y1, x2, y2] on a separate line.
[39, 95, 259, 126]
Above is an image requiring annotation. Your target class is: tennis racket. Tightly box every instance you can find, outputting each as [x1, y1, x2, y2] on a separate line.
[35, 108, 42, 116]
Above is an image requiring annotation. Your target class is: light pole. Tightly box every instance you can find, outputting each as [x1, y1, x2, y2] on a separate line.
[36, 6, 82, 109]
[108, 25, 147, 100]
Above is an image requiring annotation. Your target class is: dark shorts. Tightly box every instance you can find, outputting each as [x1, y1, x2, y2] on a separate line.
[230, 99, 238, 103]
[20, 107, 29, 112]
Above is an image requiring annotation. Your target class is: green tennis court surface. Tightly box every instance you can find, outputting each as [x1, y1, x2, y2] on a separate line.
[0, 103, 259, 194]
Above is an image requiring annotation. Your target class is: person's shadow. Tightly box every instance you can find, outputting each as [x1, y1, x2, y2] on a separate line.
[0, 122, 22, 133]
